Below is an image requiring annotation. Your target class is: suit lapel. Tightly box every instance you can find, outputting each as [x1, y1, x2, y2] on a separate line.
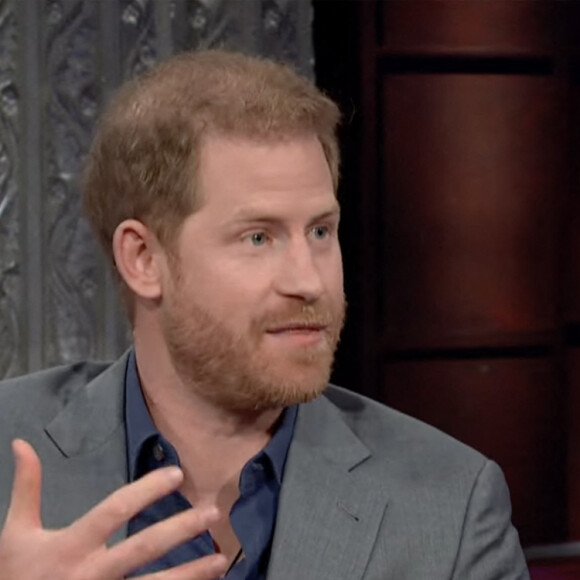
[267, 394, 389, 580]
[43, 353, 130, 543]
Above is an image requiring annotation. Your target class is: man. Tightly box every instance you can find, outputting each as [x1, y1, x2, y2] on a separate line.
[0, 50, 528, 579]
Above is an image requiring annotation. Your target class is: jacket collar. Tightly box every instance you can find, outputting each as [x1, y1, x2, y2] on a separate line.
[45, 351, 130, 457]
[266, 391, 389, 580]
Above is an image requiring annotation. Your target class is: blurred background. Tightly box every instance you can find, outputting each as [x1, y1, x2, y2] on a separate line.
[0, 0, 579, 573]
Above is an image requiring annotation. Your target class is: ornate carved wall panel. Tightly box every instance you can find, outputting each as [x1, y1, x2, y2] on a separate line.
[0, 0, 313, 376]
[121, 0, 159, 77]
[0, 0, 20, 377]
[43, 0, 101, 366]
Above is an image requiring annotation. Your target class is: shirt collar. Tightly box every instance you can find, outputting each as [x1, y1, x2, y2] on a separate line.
[124, 350, 297, 484]
[125, 350, 159, 481]
[263, 401, 297, 485]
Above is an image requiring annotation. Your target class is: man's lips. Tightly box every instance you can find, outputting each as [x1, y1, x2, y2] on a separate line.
[265, 322, 328, 334]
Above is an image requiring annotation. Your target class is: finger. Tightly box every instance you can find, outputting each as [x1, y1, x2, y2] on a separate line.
[4, 439, 43, 530]
[70, 466, 184, 544]
[141, 553, 229, 580]
[102, 506, 224, 577]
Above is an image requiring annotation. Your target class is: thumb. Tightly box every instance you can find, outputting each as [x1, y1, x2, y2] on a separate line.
[5, 439, 43, 530]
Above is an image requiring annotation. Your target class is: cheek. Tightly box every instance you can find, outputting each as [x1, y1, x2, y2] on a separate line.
[324, 251, 344, 294]
[222, 261, 276, 295]
[201, 271, 271, 322]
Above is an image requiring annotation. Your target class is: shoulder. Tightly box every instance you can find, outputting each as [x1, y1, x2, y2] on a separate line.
[321, 384, 488, 480]
[0, 360, 115, 433]
[314, 386, 528, 577]
[0, 360, 113, 401]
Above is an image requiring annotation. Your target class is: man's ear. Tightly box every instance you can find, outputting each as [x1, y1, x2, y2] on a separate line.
[112, 219, 164, 300]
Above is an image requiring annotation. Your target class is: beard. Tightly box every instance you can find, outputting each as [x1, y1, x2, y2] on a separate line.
[161, 279, 345, 413]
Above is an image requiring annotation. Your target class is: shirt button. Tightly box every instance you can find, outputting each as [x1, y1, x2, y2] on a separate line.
[153, 443, 165, 462]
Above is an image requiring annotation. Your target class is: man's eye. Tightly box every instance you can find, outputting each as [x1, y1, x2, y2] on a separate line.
[250, 232, 268, 246]
[312, 225, 329, 240]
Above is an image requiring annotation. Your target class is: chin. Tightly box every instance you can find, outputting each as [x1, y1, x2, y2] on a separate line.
[226, 366, 331, 413]
[268, 368, 331, 404]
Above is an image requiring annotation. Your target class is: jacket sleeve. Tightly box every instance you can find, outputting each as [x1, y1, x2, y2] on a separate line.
[451, 460, 530, 579]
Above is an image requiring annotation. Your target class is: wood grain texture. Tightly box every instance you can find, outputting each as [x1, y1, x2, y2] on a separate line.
[380, 0, 570, 56]
[380, 73, 566, 350]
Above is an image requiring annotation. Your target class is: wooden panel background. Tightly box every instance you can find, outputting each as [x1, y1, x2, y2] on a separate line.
[381, 72, 565, 351]
[316, 0, 580, 548]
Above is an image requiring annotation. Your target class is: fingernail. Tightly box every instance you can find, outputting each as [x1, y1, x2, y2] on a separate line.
[165, 466, 183, 482]
[211, 553, 228, 575]
[10, 440, 19, 462]
[11, 439, 27, 458]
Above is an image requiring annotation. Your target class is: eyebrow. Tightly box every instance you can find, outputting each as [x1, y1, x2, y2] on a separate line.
[229, 205, 341, 226]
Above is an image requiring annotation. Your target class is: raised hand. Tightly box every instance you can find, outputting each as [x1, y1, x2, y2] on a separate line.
[0, 439, 228, 580]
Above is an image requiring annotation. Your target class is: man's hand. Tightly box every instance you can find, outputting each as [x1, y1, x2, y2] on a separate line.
[0, 439, 229, 580]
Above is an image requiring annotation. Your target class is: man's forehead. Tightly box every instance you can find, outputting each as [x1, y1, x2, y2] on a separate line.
[194, 133, 334, 201]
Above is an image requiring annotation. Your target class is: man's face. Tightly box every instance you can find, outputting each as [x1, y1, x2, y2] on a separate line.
[161, 134, 345, 413]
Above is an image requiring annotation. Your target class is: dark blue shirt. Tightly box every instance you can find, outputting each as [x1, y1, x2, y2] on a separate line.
[124, 351, 297, 578]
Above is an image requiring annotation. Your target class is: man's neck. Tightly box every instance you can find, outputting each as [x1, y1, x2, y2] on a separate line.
[134, 345, 283, 507]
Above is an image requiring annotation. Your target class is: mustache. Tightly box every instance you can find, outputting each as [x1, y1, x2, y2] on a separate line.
[257, 301, 346, 332]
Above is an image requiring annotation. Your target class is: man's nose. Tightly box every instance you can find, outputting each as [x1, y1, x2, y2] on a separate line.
[275, 239, 324, 303]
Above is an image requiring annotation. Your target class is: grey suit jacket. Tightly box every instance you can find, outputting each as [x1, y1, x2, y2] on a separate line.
[0, 352, 529, 579]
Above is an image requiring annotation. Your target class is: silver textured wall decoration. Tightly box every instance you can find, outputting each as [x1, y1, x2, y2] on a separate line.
[0, 0, 313, 377]
[121, 0, 159, 77]
[0, 0, 20, 377]
[44, 0, 101, 366]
